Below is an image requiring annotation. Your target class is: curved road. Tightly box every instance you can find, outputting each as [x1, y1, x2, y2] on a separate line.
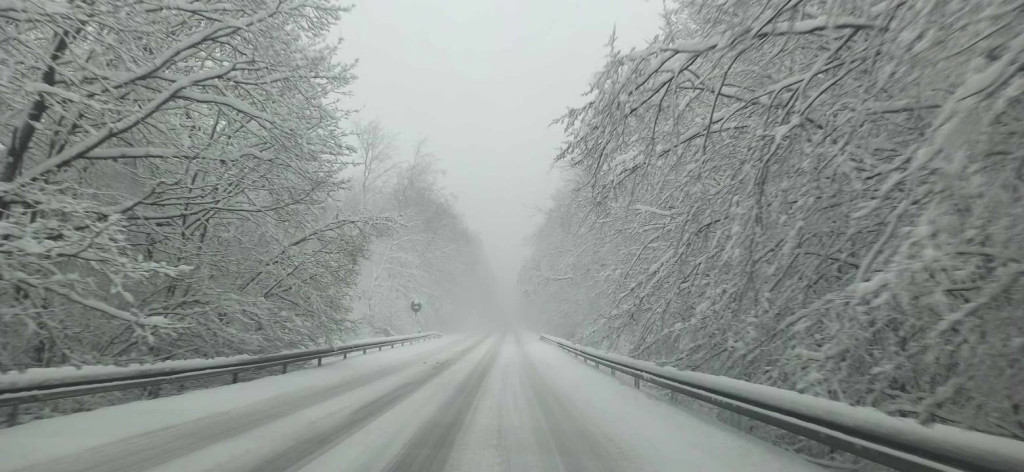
[0, 334, 820, 472]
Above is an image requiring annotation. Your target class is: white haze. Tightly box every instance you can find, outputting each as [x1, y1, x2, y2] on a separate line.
[338, 0, 662, 314]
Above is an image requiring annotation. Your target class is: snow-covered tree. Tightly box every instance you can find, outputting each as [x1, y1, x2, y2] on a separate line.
[343, 127, 496, 335]
[0, 0, 381, 367]
[519, 182, 617, 338]
[524, 0, 1024, 451]
[351, 119, 400, 209]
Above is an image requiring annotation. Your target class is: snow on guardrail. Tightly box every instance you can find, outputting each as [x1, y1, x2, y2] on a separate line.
[1, 332, 441, 393]
[541, 334, 1024, 472]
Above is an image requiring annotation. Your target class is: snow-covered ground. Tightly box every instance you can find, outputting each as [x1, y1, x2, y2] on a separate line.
[0, 334, 821, 472]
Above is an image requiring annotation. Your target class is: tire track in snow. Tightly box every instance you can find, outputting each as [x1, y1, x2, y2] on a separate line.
[13, 337, 481, 472]
[382, 334, 503, 472]
[239, 336, 492, 472]
[520, 349, 622, 472]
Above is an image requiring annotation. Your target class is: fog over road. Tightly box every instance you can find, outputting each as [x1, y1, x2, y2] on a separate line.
[0, 335, 820, 472]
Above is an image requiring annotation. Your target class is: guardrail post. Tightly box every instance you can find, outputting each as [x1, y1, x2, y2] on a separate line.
[362, 349, 367, 354]
[232, 372, 239, 384]
[634, 377, 641, 389]
[282, 363, 288, 374]
[343, 352, 348, 359]
[317, 357, 322, 366]
[7, 405, 18, 427]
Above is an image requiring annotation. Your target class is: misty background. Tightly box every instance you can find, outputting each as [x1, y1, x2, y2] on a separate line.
[337, 0, 662, 311]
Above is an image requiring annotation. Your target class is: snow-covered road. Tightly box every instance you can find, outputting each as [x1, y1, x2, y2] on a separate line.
[0, 334, 821, 472]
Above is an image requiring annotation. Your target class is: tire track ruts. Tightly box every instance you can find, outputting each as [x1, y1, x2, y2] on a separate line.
[521, 353, 621, 472]
[240, 336, 492, 472]
[15, 337, 478, 472]
[383, 335, 503, 472]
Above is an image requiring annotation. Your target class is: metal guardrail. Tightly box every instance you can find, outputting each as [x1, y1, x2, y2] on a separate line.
[540, 334, 1024, 472]
[2, 332, 441, 425]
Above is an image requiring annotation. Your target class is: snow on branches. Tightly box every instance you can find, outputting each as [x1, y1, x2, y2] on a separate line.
[344, 129, 497, 336]
[525, 0, 1024, 444]
[1, 0, 368, 368]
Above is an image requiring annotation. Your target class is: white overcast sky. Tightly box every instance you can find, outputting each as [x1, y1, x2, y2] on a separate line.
[338, 0, 662, 304]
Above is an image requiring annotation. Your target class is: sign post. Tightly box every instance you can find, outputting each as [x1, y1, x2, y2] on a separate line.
[410, 299, 423, 333]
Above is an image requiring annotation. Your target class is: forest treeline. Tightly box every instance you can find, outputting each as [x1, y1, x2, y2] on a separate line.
[0, 1, 493, 371]
[520, 0, 1024, 458]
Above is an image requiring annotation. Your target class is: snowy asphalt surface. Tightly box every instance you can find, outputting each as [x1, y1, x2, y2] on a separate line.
[0, 334, 821, 472]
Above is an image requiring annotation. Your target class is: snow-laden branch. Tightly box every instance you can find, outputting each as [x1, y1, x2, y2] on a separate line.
[660, 17, 881, 54]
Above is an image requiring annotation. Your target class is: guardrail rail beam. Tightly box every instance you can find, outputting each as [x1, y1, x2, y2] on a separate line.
[540, 334, 1024, 472]
[1, 332, 442, 426]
